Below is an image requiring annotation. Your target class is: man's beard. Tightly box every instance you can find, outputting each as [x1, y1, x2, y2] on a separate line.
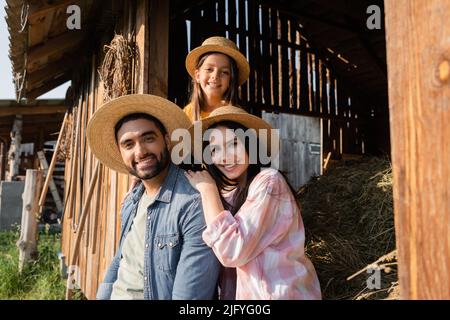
[127, 147, 170, 180]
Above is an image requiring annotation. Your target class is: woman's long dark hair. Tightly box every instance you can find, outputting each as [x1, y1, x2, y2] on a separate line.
[204, 121, 298, 216]
[188, 52, 240, 121]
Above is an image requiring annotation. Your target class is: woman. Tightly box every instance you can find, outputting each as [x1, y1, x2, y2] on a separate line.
[185, 105, 322, 300]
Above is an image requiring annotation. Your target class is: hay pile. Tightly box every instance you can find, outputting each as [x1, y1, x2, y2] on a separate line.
[298, 157, 399, 299]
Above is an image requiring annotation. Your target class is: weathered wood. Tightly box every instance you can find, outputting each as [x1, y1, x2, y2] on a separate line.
[148, 0, 169, 97]
[17, 169, 43, 273]
[37, 151, 63, 212]
[38, 112, 67, 207]
[385, 0, 450, 299]
[135, 0, 149, 94]
[238, 0, 248, 103]
[27, 32, 84, 71]
[0, 105, 66, 117]
[65, 161, 100, 300]
[7, 115, 23, 181]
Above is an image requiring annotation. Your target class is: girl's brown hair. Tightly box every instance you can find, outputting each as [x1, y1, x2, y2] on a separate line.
[189, 52, 240, 121]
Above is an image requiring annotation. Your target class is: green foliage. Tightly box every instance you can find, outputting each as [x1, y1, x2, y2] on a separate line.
[0, 228, 83, 300]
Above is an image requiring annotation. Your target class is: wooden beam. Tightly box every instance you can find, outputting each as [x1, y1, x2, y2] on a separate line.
[28, 0, 76, 19]
[385, 0, 450, 299]
[0, 105, 67, 117]
[26, 56, 74, 89]
[27, 31, 84, 71]
[135, 0, 149, 94]
[148, 0, 169, 97]
[26, 74, 70, 101]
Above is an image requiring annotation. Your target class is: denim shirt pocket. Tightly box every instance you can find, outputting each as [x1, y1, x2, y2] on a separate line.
[155, 233, 181, 274]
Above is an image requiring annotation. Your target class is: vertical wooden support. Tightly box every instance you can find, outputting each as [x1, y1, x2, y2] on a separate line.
[7, 115, 23, 181]
[17, 169, 43, 273]
[385, 0, 450, 299]
[39, 112, 68, 207]
[148, 0, 169, 97]
[37, 151, 63, 213]
[135, 0, 149, 94]
[0, 139, 7, 181]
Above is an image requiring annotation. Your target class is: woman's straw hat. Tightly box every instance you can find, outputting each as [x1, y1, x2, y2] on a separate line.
[188, 105, 278, 161]
[185, 36, 250, 86]
[87, 94, 191, 174]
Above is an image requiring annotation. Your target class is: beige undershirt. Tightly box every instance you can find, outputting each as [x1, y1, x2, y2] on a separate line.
[111, 191, 157, 300]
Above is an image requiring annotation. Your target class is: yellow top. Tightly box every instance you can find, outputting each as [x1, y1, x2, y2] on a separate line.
[183, 102, 212, 123]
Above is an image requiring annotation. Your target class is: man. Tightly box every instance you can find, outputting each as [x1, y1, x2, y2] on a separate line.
[86, 94, 220, 300]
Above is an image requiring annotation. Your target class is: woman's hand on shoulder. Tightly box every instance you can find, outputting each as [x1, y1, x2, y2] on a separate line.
[184, 170, 217, 194]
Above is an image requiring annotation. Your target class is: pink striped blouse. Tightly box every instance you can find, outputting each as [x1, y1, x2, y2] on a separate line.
[202, 168, 322, 300]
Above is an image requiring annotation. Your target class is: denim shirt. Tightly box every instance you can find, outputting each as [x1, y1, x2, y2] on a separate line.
[96, 163, 220, 300]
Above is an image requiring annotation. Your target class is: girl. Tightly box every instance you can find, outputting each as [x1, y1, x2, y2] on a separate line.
[184, 105, 322, 300]
[184, 36, 250, 122]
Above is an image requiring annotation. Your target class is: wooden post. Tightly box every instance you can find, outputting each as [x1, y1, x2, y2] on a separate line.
[37, 151, 63, 213]
[38, 112, 68, 208]
[7, 115, 23, 181]
[385, 0, 450, 299]
[0, 139, 6, 181]
[148, 0, 169, 97]
[135, 0, 149, 94]
[16, 169, 44, 273]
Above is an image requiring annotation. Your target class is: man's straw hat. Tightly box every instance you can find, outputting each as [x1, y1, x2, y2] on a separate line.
[188, 105, 278, 160]
[87, 94, 191, 174]
[185, 36, 250, 86]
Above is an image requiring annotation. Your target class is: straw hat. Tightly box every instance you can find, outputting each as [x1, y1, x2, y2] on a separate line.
[188, 105, 279, 160]
[185, 36, 250, 86]
[86, 94, 191, 174]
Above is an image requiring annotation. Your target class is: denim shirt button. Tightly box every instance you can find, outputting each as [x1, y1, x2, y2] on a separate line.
[145, 243, 149, 248]
[158, 242, 163, 248]
[144, 276, 148, 281]
[169, 242, 173, 247]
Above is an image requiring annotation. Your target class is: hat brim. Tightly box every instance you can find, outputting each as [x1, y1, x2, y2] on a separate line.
[87, 94, 191, 174]
[185, 45, 250, 86]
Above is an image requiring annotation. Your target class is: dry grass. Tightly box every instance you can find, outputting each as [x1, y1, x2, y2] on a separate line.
[99, 34, 134, 101]
[299, 156, 399, 300]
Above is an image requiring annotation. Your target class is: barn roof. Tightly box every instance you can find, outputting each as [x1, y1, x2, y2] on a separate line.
[6, 0, 387, 106]
[0, 99, 66, 143]
[5, 0, 98, 101]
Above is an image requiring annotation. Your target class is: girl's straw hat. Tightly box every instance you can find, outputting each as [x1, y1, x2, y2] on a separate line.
[188, 105, 278, 159]
[185, 36, 250, 86]
[87, 94, 191, 174]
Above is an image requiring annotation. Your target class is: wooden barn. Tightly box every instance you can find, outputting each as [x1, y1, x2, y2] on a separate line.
[5, 0, 450, 299]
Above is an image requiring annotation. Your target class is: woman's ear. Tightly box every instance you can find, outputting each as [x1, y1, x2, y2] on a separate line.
[194, 69, 200, 83]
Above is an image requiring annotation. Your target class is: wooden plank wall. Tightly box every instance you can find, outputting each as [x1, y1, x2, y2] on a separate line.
[169, 0, 369, 160]
[262, 111, 321, 190]
[385, 0, 450, 299]
[61, 0, 145, 300]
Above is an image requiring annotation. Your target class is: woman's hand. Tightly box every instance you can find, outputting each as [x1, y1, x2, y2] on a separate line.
[184, 170, 224, 225]
[184, 170, 217, 194]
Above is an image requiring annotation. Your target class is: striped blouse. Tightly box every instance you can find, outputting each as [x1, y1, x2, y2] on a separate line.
[202, 168, 322, 300]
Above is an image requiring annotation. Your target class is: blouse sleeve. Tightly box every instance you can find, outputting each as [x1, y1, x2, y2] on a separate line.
[202, 170, 297, 267]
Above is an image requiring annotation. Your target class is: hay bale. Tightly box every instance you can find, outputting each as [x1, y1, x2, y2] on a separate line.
[299, 157, 398, 299]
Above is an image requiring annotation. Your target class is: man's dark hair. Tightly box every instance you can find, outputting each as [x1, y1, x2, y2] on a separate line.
[114, 113, 168, 142]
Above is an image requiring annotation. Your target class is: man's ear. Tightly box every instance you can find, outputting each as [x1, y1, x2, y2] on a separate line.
[164, 133, 171, 149]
